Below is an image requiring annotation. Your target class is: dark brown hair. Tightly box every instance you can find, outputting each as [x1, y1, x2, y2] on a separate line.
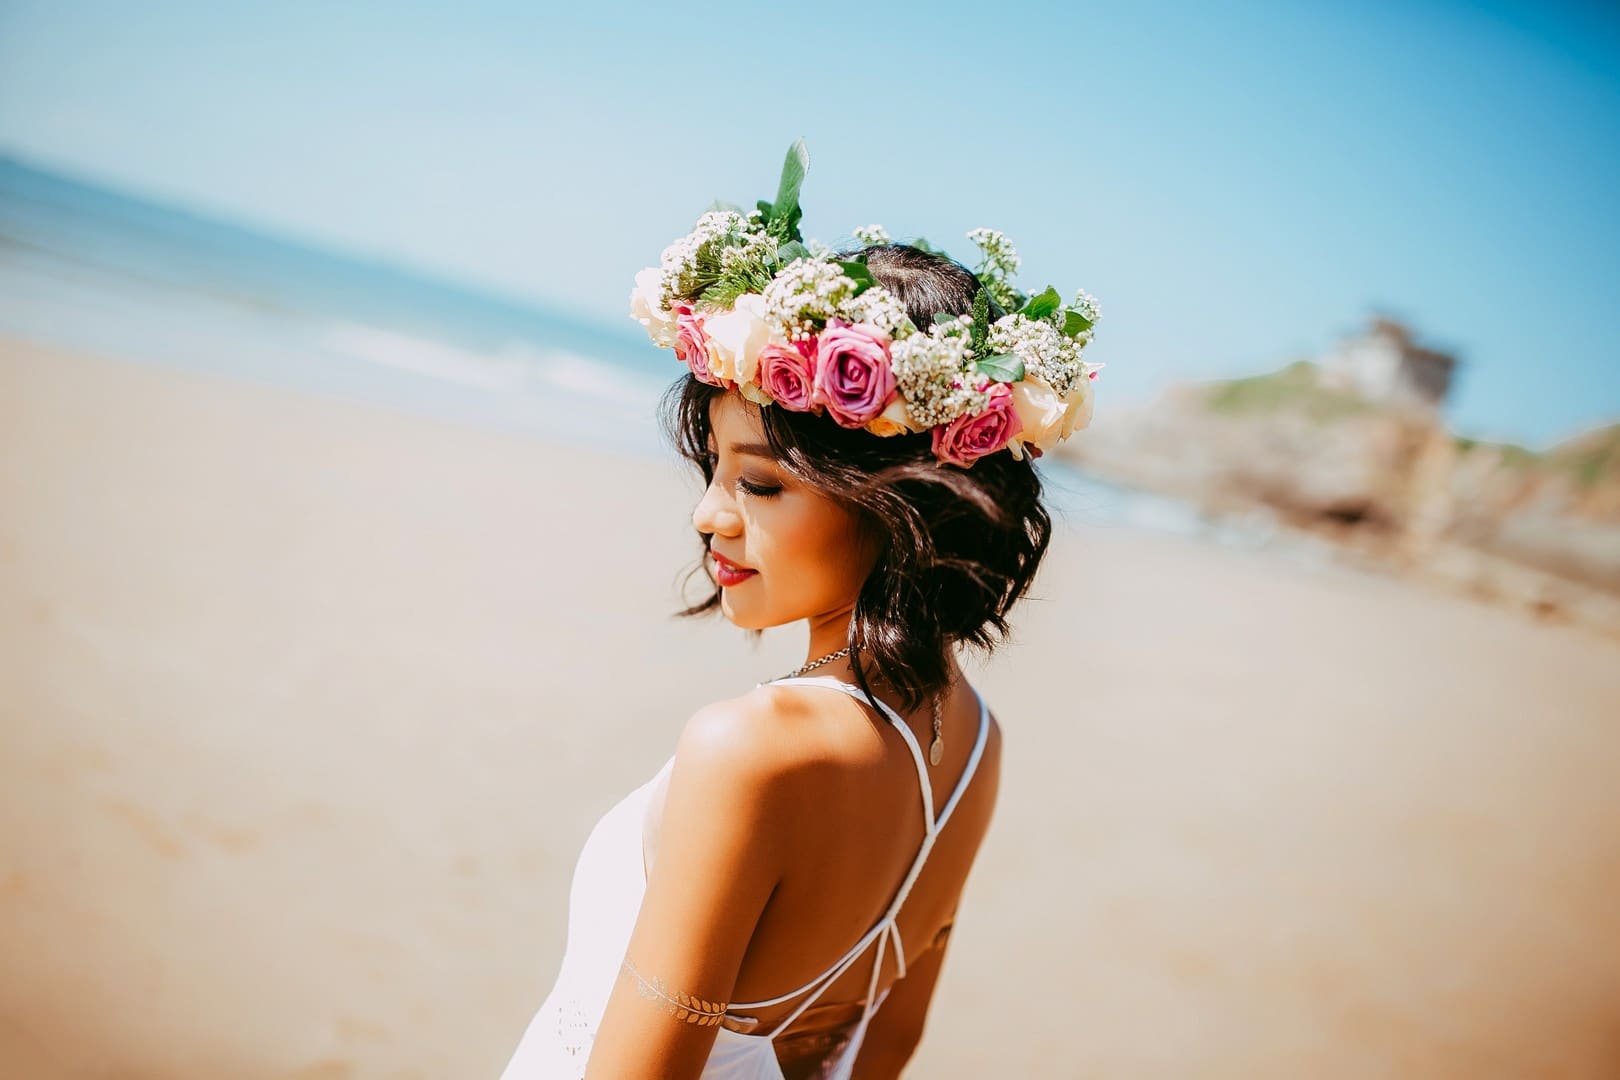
[660, 243, 1052, 711]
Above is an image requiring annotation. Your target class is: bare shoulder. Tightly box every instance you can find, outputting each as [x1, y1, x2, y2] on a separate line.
[677, 685, 826, 769]
[643, 688, 837, 876]
[668, 686, 829, 814]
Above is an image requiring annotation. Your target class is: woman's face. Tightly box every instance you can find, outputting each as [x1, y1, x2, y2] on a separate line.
[691, 392, 878, 631]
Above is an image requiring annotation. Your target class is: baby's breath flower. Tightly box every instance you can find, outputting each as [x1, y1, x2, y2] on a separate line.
[890, 317, 990, 427]
[1072, 288, 1101, 324]
[657, 210, 770, 305]
[760, 258, 858, 342]
[988, 313, 1089, 396]
[852, 224, 891, 246]
[719, 231, 776, 274]
[966, 227, 1021, 279]
[839, 284, 914, 339]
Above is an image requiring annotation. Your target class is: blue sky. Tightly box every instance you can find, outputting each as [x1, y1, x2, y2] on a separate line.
[1, 0, 1617, 448]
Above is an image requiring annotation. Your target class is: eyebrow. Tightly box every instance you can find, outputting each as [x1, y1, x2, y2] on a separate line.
[727, 441, 775, 459]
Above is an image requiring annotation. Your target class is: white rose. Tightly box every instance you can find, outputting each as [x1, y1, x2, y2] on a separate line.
[863, 395, 918, 437]
[738, 381, 775, 406]
[629, 267, 678, 347]
[1008, 374, 1068, 454]
[1058, 373, 1096, 439]
[703, 294, 771, 385]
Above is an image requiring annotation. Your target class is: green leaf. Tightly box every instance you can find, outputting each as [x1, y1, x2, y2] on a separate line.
[707, 199, 745, 215]
[970, 287, 991, 354]
[779, 203, 804, 244]
[1021, 286, 1062, 320]
[975, 352, 1025, 383]
[1062, 309, 1095, 337]
[837, 258, 876, 296]
[776, 240, 811, 264]
[772, 138, 809, 227]
[756, 199, 775, 220]
[933, 311, 959, 327]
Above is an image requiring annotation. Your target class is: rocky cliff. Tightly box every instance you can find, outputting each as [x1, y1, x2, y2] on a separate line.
[1060, 360, 1620, 634]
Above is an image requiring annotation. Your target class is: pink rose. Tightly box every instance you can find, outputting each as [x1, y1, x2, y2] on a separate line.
[813, 321, 898, 428]
[931, 382, 1024, 467]
[674, 304, 723, 386]
[757, 339, 818, 411]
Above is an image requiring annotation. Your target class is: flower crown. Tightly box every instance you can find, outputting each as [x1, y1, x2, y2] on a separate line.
[629, 139, 1103, 467]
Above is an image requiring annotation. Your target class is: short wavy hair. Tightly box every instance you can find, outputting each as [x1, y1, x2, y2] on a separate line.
[660, 243, 1053, 712]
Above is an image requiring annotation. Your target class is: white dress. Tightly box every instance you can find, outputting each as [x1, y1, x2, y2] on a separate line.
[499, 675, 991, 1079]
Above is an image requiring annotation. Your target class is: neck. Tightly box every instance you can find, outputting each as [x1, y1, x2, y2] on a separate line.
[803, 607, 853, 667]
[799, 608, 962, 694]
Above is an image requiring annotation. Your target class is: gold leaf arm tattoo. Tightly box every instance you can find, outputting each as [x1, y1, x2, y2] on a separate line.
[620, 956, 729, 1027]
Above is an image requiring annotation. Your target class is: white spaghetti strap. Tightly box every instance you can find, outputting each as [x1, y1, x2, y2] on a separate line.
[730, 674, 992, 1040]
[729, 915, 891, 1009]
[766, 675, 942, 829]
[934, 692, 990, 831]
[762, 922, 885, 1036]
[878, 706, 938, 830]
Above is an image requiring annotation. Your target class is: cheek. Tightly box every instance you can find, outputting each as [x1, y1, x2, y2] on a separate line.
[753, 498, 870, 603]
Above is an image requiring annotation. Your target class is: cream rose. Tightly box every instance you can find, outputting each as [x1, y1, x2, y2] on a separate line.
[738, 381, 775, 406]
[704, 294, 771, 386]
[1058, 373, 1096, 439]
[629, 267, 678, 347]
[1007, 374, 1068, 458]
[864, 395, 918, 437]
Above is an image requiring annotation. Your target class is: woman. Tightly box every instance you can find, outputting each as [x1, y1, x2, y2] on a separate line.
[501, 144, 1101, 1079]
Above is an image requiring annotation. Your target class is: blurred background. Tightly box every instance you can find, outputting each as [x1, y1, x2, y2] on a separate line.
[3, 1, 1619, 1077]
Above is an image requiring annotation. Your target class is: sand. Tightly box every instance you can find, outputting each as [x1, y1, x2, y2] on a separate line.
[2, 338, 1618, 1079]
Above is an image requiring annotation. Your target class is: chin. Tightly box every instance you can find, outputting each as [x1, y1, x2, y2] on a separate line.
[718, 592, 755, 629]
[718, 591, 787, 632]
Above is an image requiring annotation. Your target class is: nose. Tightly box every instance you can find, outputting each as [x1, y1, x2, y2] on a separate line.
[692, 474, 743, 540]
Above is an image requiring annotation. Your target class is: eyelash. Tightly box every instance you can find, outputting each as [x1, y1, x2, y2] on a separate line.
[702, 452, 781, 498]
[737, 477, 782, 498]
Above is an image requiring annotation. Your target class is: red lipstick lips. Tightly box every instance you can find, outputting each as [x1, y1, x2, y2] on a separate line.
[711, 550, 758, 588]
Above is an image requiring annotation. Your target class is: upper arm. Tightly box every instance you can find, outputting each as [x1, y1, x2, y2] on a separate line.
[584, 698, 796, 1080]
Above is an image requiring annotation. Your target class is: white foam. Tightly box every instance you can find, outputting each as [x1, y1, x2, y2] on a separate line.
[317, 322, 534, 390]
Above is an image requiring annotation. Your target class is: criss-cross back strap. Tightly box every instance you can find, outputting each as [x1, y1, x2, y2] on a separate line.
[730, 675, 991, 1040]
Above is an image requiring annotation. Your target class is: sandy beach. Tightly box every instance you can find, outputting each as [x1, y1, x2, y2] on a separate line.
[3, 337, 1618, 1078]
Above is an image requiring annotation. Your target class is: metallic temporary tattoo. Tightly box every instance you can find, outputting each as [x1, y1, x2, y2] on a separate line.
[621, 956, 728, 1027]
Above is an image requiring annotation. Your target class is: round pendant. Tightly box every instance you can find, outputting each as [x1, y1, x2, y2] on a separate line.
[929, 737, 944, 766]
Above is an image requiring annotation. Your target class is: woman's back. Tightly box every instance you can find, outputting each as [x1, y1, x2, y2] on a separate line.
[641, 675, 1002, 1077]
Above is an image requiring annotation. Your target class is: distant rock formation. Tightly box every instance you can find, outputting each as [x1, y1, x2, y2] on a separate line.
[1064, 359, 1450, 534]
[1319, 316, 1457, 412]
[1446, 424, 1620, 592]
[1060, 319, 1620, 636]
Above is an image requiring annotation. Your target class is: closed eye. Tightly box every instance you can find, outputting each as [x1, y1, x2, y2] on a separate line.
[737, 477, 781, 497]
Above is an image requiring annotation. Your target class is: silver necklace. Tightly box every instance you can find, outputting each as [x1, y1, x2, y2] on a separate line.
[769, 646, 945, 767]
[775, 646, 851, 681]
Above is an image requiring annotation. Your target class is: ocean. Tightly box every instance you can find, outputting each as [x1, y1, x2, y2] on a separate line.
[0, 154, 1254, 545]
